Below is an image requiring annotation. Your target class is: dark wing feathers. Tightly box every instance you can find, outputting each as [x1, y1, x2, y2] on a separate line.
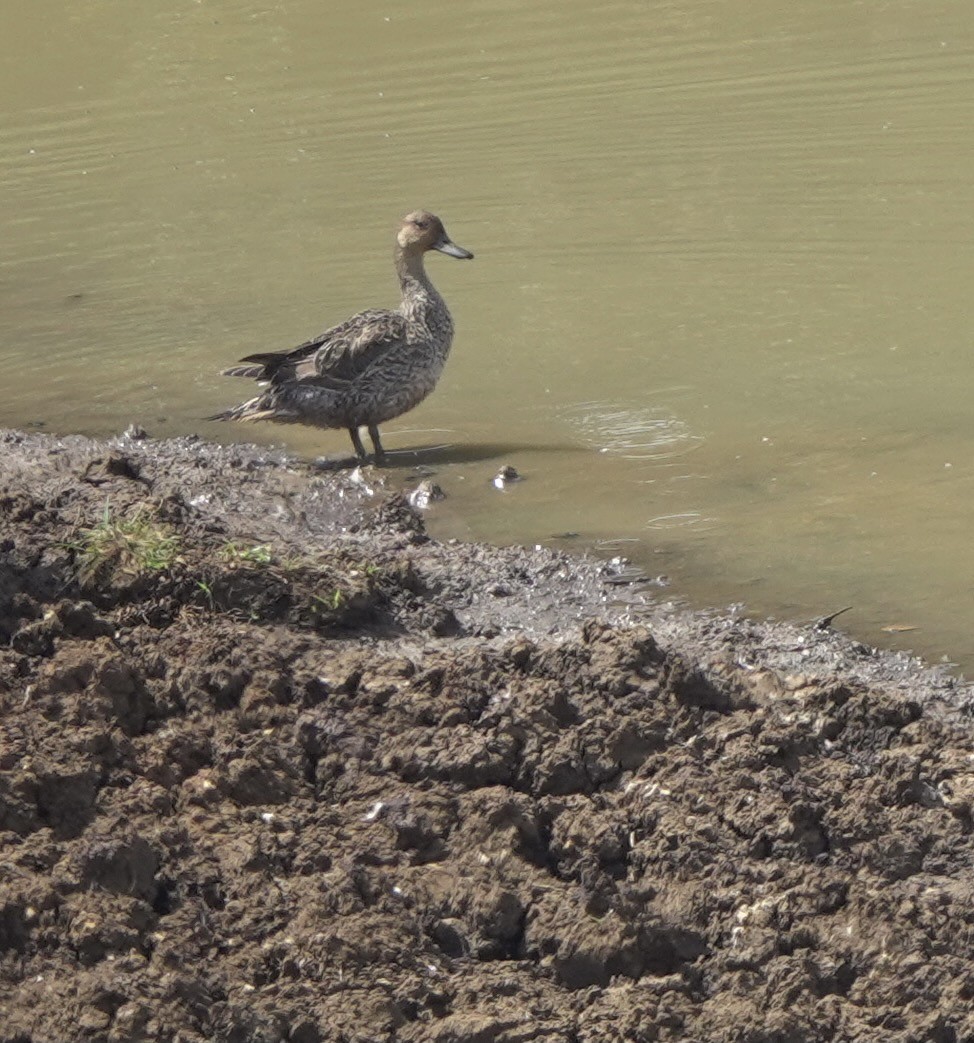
[313, 310, 407, 381]
[224, 308, 407, 387]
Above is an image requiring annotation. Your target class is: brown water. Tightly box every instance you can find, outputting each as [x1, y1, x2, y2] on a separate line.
[3, 0, 974, 671]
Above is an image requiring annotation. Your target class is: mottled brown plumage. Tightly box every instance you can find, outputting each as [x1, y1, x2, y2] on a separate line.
[210, 211, 473, 463]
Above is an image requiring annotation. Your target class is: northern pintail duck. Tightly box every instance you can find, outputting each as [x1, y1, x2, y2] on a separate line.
[210, 210, 473, 463]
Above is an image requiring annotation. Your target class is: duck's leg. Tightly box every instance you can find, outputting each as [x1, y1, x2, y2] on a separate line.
[348, 427, 368, 461]
[368, 425, 387, 465]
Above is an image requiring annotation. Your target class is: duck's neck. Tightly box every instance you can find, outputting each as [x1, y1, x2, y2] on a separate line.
[396, 248, 443, 319]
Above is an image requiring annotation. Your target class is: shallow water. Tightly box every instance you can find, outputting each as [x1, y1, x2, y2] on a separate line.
[2, 0, 974, 671]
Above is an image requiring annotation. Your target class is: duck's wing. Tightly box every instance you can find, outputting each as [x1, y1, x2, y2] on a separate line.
[311, 308, 408, 382]
[228, 308, 407, 386]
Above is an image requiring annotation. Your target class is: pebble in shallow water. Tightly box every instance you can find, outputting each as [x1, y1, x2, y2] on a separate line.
[492, 464, 521, 489]
[408, 479, 445, 510]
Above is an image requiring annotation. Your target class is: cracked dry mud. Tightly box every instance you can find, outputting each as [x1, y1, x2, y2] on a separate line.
[1, 430, 974, 1043]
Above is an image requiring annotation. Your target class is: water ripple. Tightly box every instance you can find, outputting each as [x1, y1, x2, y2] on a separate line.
[562, 399, 704, 460]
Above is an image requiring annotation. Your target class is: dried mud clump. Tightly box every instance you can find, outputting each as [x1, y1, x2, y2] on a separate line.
[1, 431, 974, 1043]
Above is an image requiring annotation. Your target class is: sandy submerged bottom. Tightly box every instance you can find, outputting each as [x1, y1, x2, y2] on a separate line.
[1, 429, 973, 1043]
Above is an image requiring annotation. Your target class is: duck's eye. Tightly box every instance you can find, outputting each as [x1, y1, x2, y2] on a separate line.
[413, 219, 428, 230]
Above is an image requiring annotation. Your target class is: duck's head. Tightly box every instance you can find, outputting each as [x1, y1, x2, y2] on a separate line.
[398, 211, 474, 260]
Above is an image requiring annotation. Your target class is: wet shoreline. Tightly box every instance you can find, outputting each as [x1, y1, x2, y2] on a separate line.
[5, 426, 964, 699]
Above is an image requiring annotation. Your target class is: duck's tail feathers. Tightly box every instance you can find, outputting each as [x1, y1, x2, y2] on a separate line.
[221, 363, 269, 379]
[205, 398, 282, 424]
[222, 351, 293, 381]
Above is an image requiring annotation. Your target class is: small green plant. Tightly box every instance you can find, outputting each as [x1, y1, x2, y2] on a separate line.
[311, 589, 346, 613]
[220, 542, 274, 565]
[68, 505, 181, 584]
[196, 580, 215, 610]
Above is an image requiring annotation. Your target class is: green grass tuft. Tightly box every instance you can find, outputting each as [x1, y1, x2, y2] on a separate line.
[220, 542, 274, 566]
[68, 505, 181, 585]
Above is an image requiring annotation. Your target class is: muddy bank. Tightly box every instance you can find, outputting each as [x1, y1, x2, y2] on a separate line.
[1, 429, 973, 1043]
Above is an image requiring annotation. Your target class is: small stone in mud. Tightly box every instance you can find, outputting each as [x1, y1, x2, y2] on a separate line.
[409, 479, 445, 510]
[492, 464, 521, 489]
[123, 424, 149, 441]
[348, 466, 377, 495]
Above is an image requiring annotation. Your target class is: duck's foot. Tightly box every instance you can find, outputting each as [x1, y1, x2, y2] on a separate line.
[368, 425, 387, 467]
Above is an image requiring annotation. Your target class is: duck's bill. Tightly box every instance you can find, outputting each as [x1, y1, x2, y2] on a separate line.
[434, 237, 474, 260]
